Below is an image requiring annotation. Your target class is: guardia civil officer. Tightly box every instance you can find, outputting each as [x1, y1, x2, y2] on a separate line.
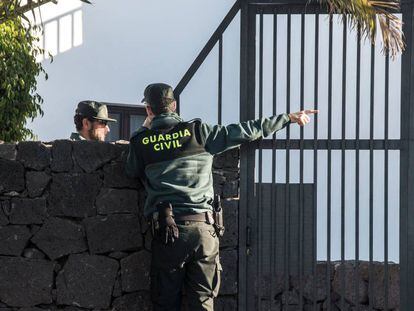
[70, 100, 116, 141]
[125, 83, 318, 311]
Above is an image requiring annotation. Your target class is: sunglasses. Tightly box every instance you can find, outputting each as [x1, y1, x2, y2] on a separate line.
[89, 118, 108, 126]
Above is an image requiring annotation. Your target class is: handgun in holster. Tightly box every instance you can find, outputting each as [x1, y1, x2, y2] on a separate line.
[213, 194, 225, 237]
[152, 202, 179, 244]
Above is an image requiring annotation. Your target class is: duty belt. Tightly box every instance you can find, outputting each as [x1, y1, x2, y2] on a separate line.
[174, 211, 215, 224]
[150, 211, 214, 224]
[150, 197, 224, 239]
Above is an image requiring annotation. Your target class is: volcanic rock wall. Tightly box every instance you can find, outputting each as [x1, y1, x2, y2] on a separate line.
[0, 141, 239, 311]
[0, 141, 400, 311]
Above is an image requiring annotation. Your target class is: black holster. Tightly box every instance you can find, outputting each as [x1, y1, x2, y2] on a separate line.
[152, 202, 179, 244]
[213, 194, 225, 237]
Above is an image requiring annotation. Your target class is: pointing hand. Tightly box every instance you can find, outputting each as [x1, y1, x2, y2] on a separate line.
[288, 109, 319, 126]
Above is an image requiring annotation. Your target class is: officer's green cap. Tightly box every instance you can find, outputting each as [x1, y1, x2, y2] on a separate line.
[141, 83, 175, 107]
[75, 100, 117, 122]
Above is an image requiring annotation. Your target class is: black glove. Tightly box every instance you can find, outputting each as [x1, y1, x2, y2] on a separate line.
[157, 202, 179, 245]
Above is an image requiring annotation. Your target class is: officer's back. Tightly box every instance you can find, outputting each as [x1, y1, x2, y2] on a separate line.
[125, 82, 310, 311]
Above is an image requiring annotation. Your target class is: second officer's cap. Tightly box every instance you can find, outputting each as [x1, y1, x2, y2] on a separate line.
[75, 100, 117, 122]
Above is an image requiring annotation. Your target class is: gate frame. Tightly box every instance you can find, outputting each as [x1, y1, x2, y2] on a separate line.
[239, 0, 414, 310]
[400, 1, 414, 309]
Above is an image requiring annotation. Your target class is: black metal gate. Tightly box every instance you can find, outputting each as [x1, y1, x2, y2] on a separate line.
[175, 1, 414, 310]
[241, 2, 403, 310]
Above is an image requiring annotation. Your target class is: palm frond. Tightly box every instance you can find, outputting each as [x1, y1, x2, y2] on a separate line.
[314, 0, 405, 58]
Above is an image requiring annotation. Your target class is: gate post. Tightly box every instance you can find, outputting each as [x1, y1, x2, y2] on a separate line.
[400, 1, 414, 309]
[239, 1, 256, 310]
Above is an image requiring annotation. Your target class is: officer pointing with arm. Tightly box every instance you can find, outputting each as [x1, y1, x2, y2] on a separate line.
[125, 83, 317, 311]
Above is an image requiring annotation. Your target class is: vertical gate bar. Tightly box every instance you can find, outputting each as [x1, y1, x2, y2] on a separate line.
[327, 14, 333, 311]
[355, 23, 361, 311]
[270, 8, 278, 308]
[369, 26, 375, 311]
[340, 14, 347, 311]
[239, 2, 256, 310]
[285, 10, 292, 311]
[257, 10, 264, 310]
[400, 3, 414, 309]
[384, 18, 389, 311]
[313, 12, 319, 311]
[218, 35, 223, 125]
[299, 12, 305, 310]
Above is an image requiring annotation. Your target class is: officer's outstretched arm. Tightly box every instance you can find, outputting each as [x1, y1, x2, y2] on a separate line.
[200, 113, 290, 155]
[200, 109, 318, 155]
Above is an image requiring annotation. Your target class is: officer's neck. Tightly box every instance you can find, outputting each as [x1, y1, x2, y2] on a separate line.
[78, 129, 90, 140]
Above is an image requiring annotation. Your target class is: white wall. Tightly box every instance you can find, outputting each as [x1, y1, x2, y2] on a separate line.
[28, 0, 237, 141]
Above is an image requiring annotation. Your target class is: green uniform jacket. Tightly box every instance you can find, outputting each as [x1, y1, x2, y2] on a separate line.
[125, 112, 291, 217]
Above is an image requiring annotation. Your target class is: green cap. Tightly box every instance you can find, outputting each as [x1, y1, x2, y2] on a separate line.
[75, 100, 117, 122]
[141, 83, 175, 108]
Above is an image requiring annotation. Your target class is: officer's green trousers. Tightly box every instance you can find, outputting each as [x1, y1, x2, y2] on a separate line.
[150, 221, 222, 311]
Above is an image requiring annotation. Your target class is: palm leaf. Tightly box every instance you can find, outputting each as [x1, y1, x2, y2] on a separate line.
[313, 0, 405, 58]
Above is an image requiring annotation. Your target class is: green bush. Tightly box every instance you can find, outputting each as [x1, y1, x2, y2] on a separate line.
[0, 18, 46, 142]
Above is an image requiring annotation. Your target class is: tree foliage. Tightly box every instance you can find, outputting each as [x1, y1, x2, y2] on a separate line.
[0, 17, 46, 142]
[315, 0, 404, 58]
[0, 0, 90, 142]
[1, 0, 54, 24]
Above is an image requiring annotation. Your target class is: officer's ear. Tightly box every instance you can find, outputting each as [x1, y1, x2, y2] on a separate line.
[82, 117, 92, 130]
[170, 101, 177, 112]
[145, 104, 154, 117]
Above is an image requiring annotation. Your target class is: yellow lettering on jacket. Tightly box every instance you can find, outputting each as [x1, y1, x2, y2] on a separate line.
[142, 128, 192, 152]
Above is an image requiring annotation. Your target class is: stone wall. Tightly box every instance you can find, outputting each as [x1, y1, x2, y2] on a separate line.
[0, 141, 239, 311]
[0, 141, 400, 311]
[263, 261, 400, 310]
